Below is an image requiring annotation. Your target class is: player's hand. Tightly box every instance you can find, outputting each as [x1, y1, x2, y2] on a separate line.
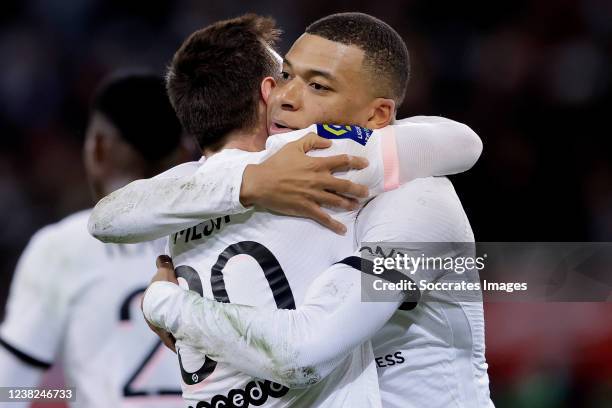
[239, 133, 369, 234]
[151, 255, 179, 285]
[141, 255, 178, 353]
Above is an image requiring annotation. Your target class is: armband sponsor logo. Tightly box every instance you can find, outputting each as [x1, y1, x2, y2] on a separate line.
[189, 379, 289, 408]
[316, 124, 373, 146]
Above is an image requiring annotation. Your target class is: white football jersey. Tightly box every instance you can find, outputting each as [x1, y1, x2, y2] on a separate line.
[143, 178, 494, 408]
[356, 178, 494, 408]
[166, 145, 381, 408]
[0, 210, 183, 408]
[89, 118, 482, 407]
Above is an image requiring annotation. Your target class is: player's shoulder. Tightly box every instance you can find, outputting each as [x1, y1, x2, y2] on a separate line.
[358, 177, 472, 241]
[395, 115, 457, 125]
[53, 208, 92, 232]
[404, 177, 473, 240]
[264, 126, 316, 151]
[30, 208, 93, 248]
[152, 159, 203, 179]
[395, 177, 465, 217]
[20, 209, 99, 272]
[14, 209, 100, 289]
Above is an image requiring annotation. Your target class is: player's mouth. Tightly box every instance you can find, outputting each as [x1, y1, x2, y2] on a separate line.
[269, 120, 297, 135]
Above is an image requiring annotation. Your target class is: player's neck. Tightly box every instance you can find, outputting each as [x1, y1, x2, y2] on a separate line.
[203, 123, 268, 157]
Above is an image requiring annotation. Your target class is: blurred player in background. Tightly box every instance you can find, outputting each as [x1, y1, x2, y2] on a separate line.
[0, 73, 186, 408]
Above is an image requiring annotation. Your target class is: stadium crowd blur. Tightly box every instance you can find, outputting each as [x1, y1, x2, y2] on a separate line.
[1, 0, 610, 407]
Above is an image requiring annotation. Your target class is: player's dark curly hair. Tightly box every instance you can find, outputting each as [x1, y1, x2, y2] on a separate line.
[306, 12, 410, 107]
[166, 14, 281, 151]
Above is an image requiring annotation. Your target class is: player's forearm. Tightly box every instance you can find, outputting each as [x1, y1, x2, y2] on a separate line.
[143, 282, 317, 388]
[143, 269, 402, 388]
[393, 117, 482, 182]
[88, 166, 248, 243]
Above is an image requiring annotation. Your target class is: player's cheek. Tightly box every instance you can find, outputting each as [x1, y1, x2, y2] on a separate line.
[321, 102, 345, 124]
[308, 98, 336, 124]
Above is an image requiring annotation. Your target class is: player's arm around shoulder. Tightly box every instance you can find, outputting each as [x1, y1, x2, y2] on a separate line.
[87, 160, 229, 244]
[316, 117, 483, 201]
[89, 136, 371, 241]
[390, 116, 483, 182]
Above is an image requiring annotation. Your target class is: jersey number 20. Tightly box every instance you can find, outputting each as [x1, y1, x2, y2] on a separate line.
[175, 241, 296, 385]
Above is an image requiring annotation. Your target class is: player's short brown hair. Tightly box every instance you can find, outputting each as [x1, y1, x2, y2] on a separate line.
[166, 14, 280, 150]
[306, 12, 410, 107]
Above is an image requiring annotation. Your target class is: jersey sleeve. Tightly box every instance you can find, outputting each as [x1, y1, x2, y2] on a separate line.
[0, 346, 46, 397]
[143, 268, 402, 389]
[306, 117, 482, 197]
[383, 116, 482, 188]
[88, 158, 252, 243]
[142, 178, 471, 388]
[0, 229, 70, 366]
[88, 119, 480, 244]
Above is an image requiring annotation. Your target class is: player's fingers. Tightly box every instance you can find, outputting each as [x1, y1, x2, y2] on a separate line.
[298, 133, 332, 152]
[303, 204, 347, 235]
[156, 255, 178, 284]
[156, 255, 174, 269]
[158, 331, 175, 352]
[318, 154, 369, 172]
[311, 190, 359, 211]
[161, 332, 176, 353]
[169, 333, 177, 352]
[321, 176, 369, 198]
[147, 320, 175, 353]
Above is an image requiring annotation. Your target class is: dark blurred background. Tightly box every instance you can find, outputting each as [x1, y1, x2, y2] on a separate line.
[1, 0, 610, 407]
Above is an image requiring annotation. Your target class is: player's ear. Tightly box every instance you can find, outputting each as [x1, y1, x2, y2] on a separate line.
[365, 98, 395, 129]
[84, 130, 106, 169]
[261, 76, 276, 104]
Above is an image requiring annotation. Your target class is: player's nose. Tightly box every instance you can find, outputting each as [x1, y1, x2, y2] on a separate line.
[279, 80, 301, 111]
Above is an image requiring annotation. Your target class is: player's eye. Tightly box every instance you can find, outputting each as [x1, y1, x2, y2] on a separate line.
[309, 82, 330, 91]
[280, 71, 291, 81]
